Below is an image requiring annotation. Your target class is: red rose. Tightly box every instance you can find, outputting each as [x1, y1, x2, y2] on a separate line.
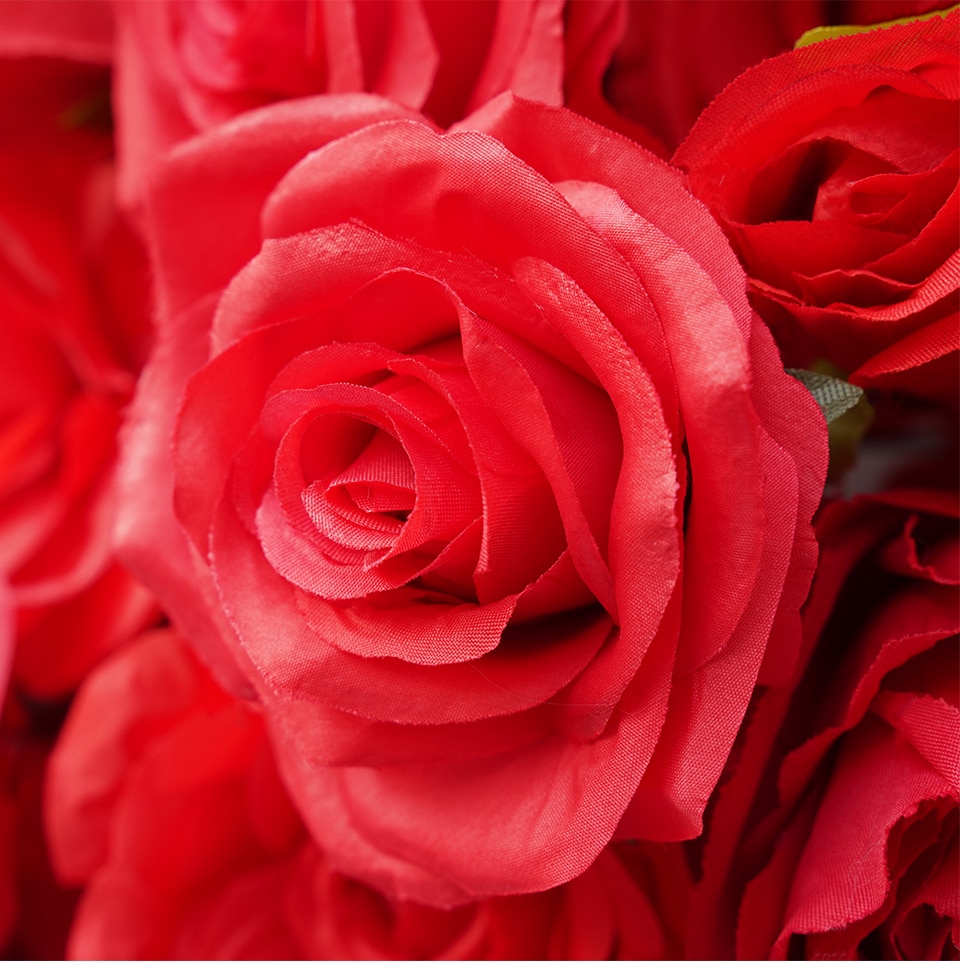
[116, 92, 827, 904]
[108, 0, 593, 204]
[45, 628, 304, 959]
[0, 57, 157, 696]
[47, 627, 691, 959]
[691, 490, 959, 959]
[675, 12, 960, 403]
[5, 0, 670, 206]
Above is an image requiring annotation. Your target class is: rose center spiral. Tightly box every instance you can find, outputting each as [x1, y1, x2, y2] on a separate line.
[302, 426, 415, 552]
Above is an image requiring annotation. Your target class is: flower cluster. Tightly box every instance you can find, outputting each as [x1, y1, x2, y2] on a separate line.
[0, 0, 955, 959]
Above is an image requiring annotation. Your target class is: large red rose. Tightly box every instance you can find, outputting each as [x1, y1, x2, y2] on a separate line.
[116, 93, 827, 904]
[0, 57, 157, 697]
[691, 490, 959, 959]
[46, 627, 690, 960]
[675, 12, 959, 403]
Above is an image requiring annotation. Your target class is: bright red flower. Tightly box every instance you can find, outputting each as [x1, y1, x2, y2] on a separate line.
[110, 0, 587, 204]
[46, 627, 691, 959]
[115, 92, 827, 904]
[691, 490, 959, 959]
[675, 12, 960, 403]
[0, 57, 157, 697]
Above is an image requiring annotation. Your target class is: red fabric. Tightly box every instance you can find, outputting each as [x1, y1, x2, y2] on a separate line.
[114, 93, 827, 904]
[676, 12, 959, 402]
[690, 491, 959, 959]
[0, 0, 951, 957]
[46, 628, 690, 959]
[0, 58, 157, 697]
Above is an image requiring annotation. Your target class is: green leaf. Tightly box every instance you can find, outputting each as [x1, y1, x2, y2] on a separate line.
[786, 368, 864, 425]
[788, 367, 876, 482]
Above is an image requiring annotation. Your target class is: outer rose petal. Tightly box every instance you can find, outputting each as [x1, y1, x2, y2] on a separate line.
[121, 93, 827, 902]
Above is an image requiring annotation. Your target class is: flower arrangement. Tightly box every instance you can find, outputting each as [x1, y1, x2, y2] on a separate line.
[0, 0, 955, 960]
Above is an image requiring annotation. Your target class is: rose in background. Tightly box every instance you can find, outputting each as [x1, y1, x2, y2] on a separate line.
[1, 0, 655, 212]
[0, 50, 154, 958]
[690, 489, 958, 959]
[46, 627, 690, 959]
[45, 626, 304, 959]
[675, 12, 959, 403]
[0, 56, 157, 699]
[1, 0, 672, 210]
[111, 0, 587, 205]
[115, 90, 826, 905]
